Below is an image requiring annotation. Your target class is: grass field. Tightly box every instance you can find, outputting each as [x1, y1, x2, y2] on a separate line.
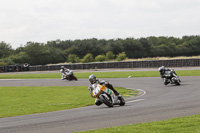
[77, 114, 200, 133]
[0, 86, 134, 118]
[0, 70, 200, 79]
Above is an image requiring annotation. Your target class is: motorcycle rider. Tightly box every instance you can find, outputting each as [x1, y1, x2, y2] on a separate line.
[158, 66, 179, 85]
[88, 74, 122, 106]
[60, 66, 77, 80]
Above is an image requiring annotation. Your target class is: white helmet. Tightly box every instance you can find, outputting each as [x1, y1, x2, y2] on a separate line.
[158, 66, 165, 72]
[89, 74, 96, 84]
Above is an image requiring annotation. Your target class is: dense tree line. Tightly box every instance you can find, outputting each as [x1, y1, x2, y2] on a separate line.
[0, 35, 200, 65]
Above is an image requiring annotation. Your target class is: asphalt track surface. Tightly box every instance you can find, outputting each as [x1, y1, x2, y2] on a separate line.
[1, 71, 200, 132]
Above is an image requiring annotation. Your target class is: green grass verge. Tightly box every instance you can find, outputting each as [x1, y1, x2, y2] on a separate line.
[1, 70, 200, 79]
[77, 114, 200, 133]
[0, 86, 135, 118]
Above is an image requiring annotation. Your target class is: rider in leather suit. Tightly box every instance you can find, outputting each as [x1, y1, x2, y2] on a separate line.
[60, 66, 77, 80]
[158, 66, 179, 85]
[88, 74, 121, 106]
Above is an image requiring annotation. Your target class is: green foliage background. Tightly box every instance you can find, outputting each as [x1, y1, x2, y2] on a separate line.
[1, 35, 200, 65]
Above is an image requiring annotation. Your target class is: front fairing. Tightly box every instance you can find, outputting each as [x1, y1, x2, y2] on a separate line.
[92, 84, 114, 98]
[92, 84, 101, 97]
[164, 71, 172, 78]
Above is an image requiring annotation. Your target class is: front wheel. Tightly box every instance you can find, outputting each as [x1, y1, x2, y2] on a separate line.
[99, 94, 113, 107]
[119, 97, 125, 106]
[175, 81, 181, 85]
[73, 75, 78, 81]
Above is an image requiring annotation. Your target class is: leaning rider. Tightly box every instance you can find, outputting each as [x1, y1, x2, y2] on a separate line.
[88, 74, 122, 105]
[60, 66, 73, 80]
[158, 66, 179, 85]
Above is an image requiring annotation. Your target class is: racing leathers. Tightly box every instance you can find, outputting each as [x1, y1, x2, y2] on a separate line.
[160, 68, 179, 85]
[60, 68, 73, 80]
[88, 79, 120, 106]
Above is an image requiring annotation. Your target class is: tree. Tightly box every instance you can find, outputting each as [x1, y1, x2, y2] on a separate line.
[24, 42, 66, 65]
[106, 39, 124, 55]
[11, 52, 30, 64]
[123, 38, 143, 58]
[0, 41, 13, 58]
[24, 42, 49, 65]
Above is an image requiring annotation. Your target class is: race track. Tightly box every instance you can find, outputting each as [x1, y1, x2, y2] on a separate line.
[1, 76, 200, 133]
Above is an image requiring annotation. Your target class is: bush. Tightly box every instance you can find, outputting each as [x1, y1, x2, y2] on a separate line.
[0, 61, 6, 66]
[81, 53, 94, 63]
[68, 54, 80, 63]
[0, 58, 15, 65]
[106, 51, 115, 60]
[116, 52, 127, 61]
[95, 55, 106, 62]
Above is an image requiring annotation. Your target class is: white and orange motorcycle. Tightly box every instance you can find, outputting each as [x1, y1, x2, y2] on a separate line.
[91, 83, 125, 107]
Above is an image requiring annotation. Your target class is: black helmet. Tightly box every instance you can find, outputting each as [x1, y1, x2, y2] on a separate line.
[89, 74, 96, 84]
[158, 66, 165, 72]
[61, 66, 65, 69]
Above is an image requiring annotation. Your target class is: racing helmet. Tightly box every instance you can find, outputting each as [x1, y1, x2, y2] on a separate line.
[158, 66, 165, 72]
[89, 74, 96, 84]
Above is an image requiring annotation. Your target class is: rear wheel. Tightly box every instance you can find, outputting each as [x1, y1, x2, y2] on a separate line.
[172, 77, 181, 85]
[99, 95, 113, 107]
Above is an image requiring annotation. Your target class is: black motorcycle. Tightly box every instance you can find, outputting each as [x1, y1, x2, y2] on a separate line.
[63, 71, 77, 81]
[163, 70, 181, 85]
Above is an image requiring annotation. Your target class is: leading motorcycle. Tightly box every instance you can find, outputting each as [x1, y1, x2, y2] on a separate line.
[91, 83, 125, 107]
[163, 70, 181, 85]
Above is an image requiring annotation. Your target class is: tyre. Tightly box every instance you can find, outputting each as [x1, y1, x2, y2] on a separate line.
[99, 94, 113, 107]
[73, 75, 78, 81]
[175, 81, 181, 85]
[172, 77, 181, 85]
[119, 97, 125, 106]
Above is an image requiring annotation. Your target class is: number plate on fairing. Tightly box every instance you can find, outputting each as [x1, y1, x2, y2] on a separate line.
[93, 87, 101, 95]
